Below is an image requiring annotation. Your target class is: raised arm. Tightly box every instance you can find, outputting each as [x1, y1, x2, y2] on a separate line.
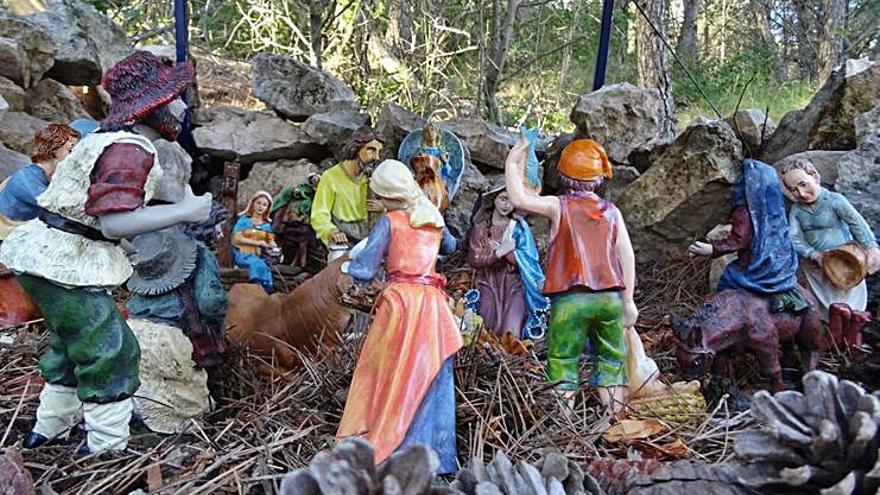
[504, 137, 559, 221]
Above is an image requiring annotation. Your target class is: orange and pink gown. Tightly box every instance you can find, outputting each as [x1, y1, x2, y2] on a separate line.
[337, 209, 461, 472]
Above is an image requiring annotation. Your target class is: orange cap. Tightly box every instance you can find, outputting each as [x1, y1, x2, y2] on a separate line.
[557, 139, 612, 181]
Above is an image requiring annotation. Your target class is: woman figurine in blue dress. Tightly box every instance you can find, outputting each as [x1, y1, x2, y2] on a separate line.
[232, 190, 277, 293]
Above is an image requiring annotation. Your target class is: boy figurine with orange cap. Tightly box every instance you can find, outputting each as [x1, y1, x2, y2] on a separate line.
[504, 136, 636, 411]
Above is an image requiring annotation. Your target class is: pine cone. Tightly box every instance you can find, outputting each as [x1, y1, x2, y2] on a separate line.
[733, 370, 880, 494]
[584, 459, 662, 495]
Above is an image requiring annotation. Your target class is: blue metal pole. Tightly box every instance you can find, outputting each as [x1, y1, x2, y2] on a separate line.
[174, 0, 193, 149]
[593, 0, 615, 90]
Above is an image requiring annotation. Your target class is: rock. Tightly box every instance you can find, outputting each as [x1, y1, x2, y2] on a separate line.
[725, 109, 775, 155]
[0, 143, 30, 181]
[303, 111, 371, 158]
[251, 53, 358, 121]
[15, 0, 132, 85]
[139, 44, 176, 63]
[599, 165, 640, 204]
[834, 105, 880, 236]
[0, 76, 26, 111]
[151, 139, 193, 203]
[617, 119, 743, 259]
[0, 111, 49, 155]
[374, 103, 425, 155]
[0, 18, 55, 88]
[0, 94, 6, 113]
[763, 58, 880, 163]
[445, 160, 490, 239]
[445, 118, 517, 169]
[0, 449, 34, 495]
[192, 106, 331, 165]
[541, 133, 576, 192]
[570, 82, 672, 164]
[25, 78, 89, 122]
[129, 319, 211, 434]
[772, 150, 846, 187]
[236, 158, 320, 212]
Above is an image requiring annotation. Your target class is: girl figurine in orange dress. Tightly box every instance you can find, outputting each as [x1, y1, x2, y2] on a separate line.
[337, 159, 461, 473]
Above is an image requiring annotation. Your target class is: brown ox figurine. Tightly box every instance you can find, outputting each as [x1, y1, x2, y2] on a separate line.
[226, 258, 351, 375]
[671, 287, 824, 390]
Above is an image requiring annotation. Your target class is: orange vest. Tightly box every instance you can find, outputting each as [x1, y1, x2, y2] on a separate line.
[544, 194, 625, 295]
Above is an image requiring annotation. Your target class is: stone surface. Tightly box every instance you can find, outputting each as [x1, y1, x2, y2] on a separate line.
[130, 319, 211, 434]
[25, 78, 89, 122]
[570, 82, 672, 164]
[763, 58, 880, 163]
[0, 18, 55, 88]
[251, 53, 357, 121]
[617, 119, 743, 259]
[834, 105, 880, 236]
[0, 75, 25, 112]
[773, 150, 846, 187]
[303, 111, 371, 158]
[445, 160, 490, 239]
[236, 158, 320, 212]
[0, 143, 30, 181]
[0, 94, 6, 114]
[151, 139, 193, 203]
[0, 111, 49, 155]
[14, 0, 131, 85]
[192, 106, 331, 165]
[725, 109, 776, 156]
[445, 118, 518, 170]
[374, 103, 425, 156]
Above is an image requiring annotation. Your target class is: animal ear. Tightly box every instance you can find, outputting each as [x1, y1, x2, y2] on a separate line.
[669, 313, 690, 341]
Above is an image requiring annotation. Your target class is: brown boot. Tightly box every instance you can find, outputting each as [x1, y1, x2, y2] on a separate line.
[848, 309, 872, 350]
[828, 303, 851, 350]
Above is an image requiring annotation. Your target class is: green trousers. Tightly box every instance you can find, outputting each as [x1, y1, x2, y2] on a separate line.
[546, 291, 627, 390]
[17, 274, 140, 403]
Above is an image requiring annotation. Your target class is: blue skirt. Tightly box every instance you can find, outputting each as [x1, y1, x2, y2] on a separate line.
[232, 249, 273, 293]
[398, 358, 458, 474]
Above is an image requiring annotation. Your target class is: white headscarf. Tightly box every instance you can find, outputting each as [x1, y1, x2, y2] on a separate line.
[370, 159, 445, 229]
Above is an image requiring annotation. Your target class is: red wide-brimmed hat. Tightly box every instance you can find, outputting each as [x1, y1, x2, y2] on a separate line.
[100, 51, 195, 129]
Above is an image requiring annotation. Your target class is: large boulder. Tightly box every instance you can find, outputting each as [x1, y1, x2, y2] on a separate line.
[25, 78, 89, 122]
[445, 160, 490, 239]
[725, 109, 775, 155]
[303, 111, 371, 158]
[772, 149, 846, 187]
[251, 53, 358, 121]
[14, 0, 131, 85]
[570, 82, 671, 164]
[763, 58, 880, 163]
[0, 18, 55, 88]
[0, 76, 25, 111]
[374, 102, 425, 156]
[0, 143, 30, 180]
[192, 106, 331, 165]
[0, 111, 49, 155]
[617, 119, 743, 258]
[236, 158, 319, 212]
[444, 118, 517, 169]
[834, 105, 880, 235]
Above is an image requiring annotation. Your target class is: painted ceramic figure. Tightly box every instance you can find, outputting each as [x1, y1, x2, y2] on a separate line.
[398, 123, 467, 200]
[126, 228, 226, 433]
[675, 159, 824, 389]
[0, 51, 212, 453]
[232, 191, 278, 293]
[311, 127, 385, 262]
[337, 159, 461, 474]
[467, 184, 549, 339]
[272, 172, 320, 268]
[0, 124, 79, 328]
[503, 137, 635, 411]
[781, 160, 879, 345]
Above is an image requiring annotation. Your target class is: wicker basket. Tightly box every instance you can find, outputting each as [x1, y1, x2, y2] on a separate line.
[822, 243, 867, 290]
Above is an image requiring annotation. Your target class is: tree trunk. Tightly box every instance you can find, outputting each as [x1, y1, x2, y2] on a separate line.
[676, 0, 701, 59]
[309, 0, 325, 69]
[749, 0, 785, 80]
[793, 0, 819, 80]
[483, 0, 519, 125]
[636, 0, 676, 137]
[818, 0, 845, 82]
[386, 0, 414, 56]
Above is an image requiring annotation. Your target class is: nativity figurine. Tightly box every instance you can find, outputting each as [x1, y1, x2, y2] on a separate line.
[467, 183, 549, 340]
[272, 172, 320, 269]
[232, 190, 280, 293]
[336, 159, 461, 474]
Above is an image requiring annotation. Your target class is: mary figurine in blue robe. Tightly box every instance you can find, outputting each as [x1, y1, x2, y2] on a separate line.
[231, 190, 277, 293]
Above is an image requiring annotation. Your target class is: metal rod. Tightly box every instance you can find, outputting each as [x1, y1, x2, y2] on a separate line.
[174, 0, 193, 148]
[593, 0, 615, 90]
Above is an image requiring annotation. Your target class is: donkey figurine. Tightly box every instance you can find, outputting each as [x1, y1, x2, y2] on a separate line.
[671, 286, 824, 390]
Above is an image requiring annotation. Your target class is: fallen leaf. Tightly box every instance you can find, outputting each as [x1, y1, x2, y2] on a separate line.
[147, 464, 163, 492]
[602, 419, 667, 443]
[637, 438, 691, 460]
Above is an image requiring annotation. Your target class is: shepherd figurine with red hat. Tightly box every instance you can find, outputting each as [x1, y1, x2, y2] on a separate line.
[0, 51, 212, 454]
[503, 136, 637, 413]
